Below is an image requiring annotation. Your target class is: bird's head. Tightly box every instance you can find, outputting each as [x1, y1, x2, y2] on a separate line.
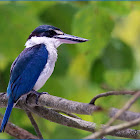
[25, 25, 88, 48]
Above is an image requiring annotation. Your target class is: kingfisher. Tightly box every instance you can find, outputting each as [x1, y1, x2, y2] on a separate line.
[0, 25, 88, 132]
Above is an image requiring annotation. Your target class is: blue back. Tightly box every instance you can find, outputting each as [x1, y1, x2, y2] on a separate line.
[7, 44, 48, 102]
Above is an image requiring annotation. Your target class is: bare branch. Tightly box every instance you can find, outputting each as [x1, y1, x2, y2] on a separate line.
[27, 106, 96, 132]
[22, 105, 140, 139]
[106, 91, 140, 127]
[85, 91, 140, 139]
[85, 118, 140, 139]
[25, 110, 43, 139]
[0, 118, 38, 139]
[51, 108, 82, 120]
[109, 128, 140, 139]
[0, 93, 101, 115]
[109, 108, 140, 122]
[89, 90, 135, 104]
[26, 93, 102, 115]
[1, 92, 140, 139]
[0, 93, 97, 132]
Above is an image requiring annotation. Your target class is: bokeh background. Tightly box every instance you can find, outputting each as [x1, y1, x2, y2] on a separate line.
[0, 1, 140, 139]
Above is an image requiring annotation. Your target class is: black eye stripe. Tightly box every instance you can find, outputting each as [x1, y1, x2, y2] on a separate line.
[27, 28, 63, 40]
[43, 30, 57, 37]
[48, 30, 57, 35]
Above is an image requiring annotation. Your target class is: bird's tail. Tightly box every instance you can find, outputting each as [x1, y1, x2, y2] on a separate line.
[0, 99, 14, 132]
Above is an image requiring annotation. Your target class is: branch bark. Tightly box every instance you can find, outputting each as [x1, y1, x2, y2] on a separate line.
[0, 92, 97, 133]
[85, 118, 140, 139]
[0, 93, 101, 115]
[25, 110, 43, 139]
[106, 91, 140, 127]
[28, 106, 96, 132]
[109, 108, 140, 122]
[27, 105, 140, 139]
[1, 91, 140, 139]
[0, 118, 38, 139]
[89, 90, 136, 104]
[85, 91, 140, 139]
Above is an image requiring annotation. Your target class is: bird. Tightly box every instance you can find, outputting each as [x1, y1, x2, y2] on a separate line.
[0, 25, 88, 132]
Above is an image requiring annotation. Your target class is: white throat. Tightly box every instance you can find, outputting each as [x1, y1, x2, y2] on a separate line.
[25, 36, 62, 48]
[25, 36, 61, 91]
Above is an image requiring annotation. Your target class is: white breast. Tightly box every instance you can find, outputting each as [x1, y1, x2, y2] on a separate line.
[33, 48, 57, 91]
[25, 36, 60, 91]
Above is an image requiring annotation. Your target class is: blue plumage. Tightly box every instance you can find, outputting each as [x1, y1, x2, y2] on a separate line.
[0, 99, 14, 132]
[0, 25, 88, 133]
[0, 44, 48, 132]
[8, 44, 48, 101]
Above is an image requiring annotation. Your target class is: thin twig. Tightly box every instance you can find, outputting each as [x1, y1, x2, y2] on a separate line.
[27, 105, 96, 132]
[27, 106, 140, 139]
[1, 92, 140, 139]
[85, 91, 140, 139]
[109, 108, 140, 121]
[106, 91, 140, 127]
[85, 117, 140, 139]
[89, 90, 135, 104]
[25, 110, 43, 139]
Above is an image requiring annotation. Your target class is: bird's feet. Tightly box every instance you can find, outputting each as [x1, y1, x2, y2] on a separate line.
[1, 92, 6, 96]
[31, 90, 49, 105]
[26, 90, 49, 105]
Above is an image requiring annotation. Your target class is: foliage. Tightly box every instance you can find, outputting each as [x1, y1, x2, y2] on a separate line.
[0, 1, 140, 139]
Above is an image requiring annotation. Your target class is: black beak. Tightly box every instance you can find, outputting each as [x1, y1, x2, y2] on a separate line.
[54, 33, 88, 44]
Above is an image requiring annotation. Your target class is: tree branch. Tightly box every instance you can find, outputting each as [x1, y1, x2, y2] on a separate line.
[25, 110, 43, 139]
[1, 91, 140, 139]
[109, 108, 140, 122]
[27, 93, 102, 114]
[27, 105, 140, 139]
[0, 92, 97, 132]
[89, 90, 136, 104]
[85, 118, 140, 139]
[106, 91, 140, 127]
[85, 91, 140, 139]
[0, 118, 38, 139]
[50, 108, 82, 120]
[28, 105, 96, 132]
[0, 93, 101, 115]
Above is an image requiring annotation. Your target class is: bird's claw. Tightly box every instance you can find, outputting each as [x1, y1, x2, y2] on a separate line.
[30, 90, 49, 105]
[35, 92, 49, 105]
[1, 92, 6, 96]
[26, 93, 32, 104]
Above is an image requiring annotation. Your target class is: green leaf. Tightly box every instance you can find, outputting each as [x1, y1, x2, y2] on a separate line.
[0, 3, 40, 69]
[54, 44, 77, 76]
[50, 125, 88, 139]
[102, 38, 134, 70]
[90, 58, 105, 84]
[95, 1, 132, 16]
[39, 3, 79, 76]
[72, 4, 114, 67]
[104, 69, 132, 89]
[39, 2, 79, 33]
[26, 1, 57, 14]
[90, 39, 134, 87]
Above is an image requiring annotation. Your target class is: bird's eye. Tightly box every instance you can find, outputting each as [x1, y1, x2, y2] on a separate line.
[44, 30, 57, 37]
[49, 30, 57, 36]
[43, 29, 64, 38]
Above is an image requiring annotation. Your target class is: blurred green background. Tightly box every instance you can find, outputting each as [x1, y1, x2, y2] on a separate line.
[0, 1, 140, 139]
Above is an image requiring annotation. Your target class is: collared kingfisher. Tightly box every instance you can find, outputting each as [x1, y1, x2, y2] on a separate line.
[0, 25, 88, 132]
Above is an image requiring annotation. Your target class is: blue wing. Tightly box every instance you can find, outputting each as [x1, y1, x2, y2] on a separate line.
[7, 44, 48, 102]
